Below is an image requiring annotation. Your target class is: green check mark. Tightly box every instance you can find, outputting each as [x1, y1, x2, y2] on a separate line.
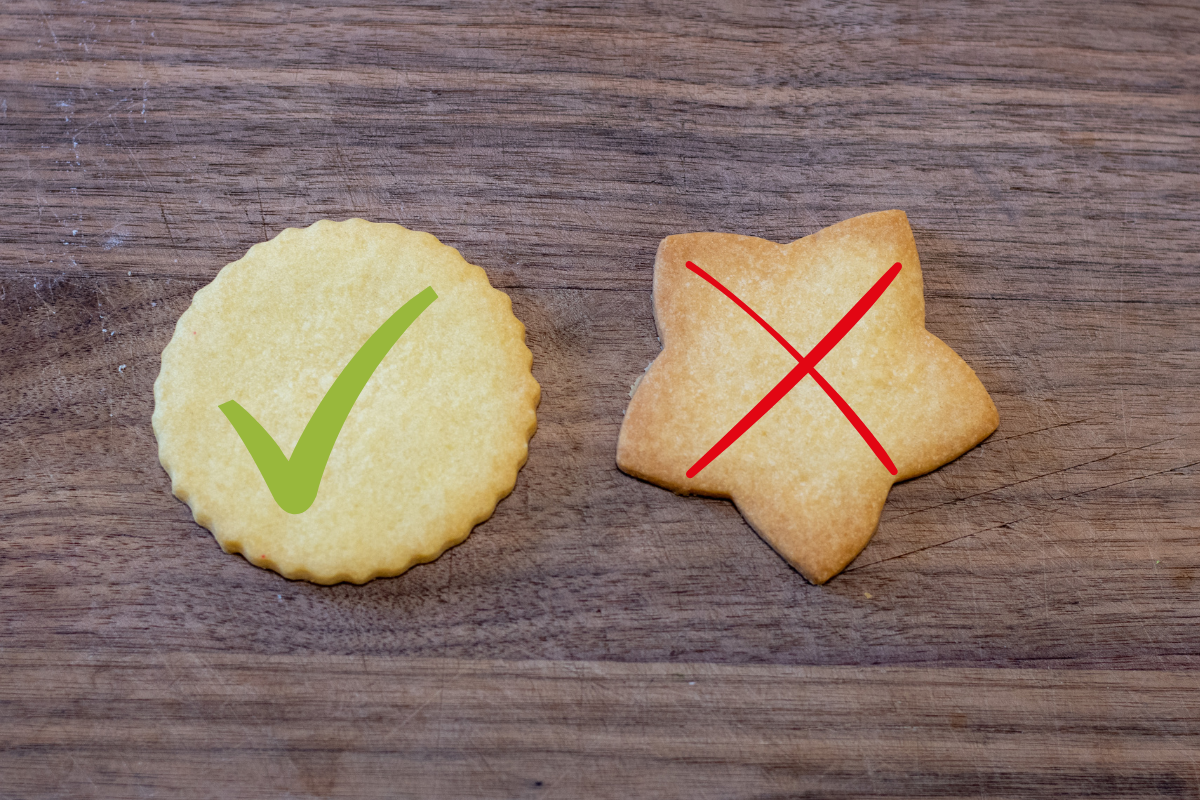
[219, 286, 437, 515]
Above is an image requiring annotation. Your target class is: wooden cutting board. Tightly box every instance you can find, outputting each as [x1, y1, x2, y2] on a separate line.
[2, 1, 1197, 797]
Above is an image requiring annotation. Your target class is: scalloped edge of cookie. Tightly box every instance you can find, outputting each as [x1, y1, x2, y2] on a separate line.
[152, 219, 540, 585]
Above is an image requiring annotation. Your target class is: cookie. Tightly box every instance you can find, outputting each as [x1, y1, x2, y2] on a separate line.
[616, 210, 998, 584]
[153, 219, 539, 584]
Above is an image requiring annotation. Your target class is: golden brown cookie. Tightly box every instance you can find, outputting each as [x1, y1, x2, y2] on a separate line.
[153, 219, 539, 584]
[617, 210, 997, 583]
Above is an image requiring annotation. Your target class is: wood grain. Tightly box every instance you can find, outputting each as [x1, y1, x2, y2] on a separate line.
[2, 0, 1198, 796]
[4, 651, 1199, 799]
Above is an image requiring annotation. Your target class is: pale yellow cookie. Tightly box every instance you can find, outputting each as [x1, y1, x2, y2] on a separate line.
[153, 219, 539, 584]
[617, 210, 998, 584]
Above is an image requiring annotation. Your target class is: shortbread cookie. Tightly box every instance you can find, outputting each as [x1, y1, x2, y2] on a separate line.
[153, 219, 539, 584]
[617, 210, 997, 584]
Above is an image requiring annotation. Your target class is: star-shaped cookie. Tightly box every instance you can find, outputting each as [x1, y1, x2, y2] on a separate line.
[616, 210, 998, 584]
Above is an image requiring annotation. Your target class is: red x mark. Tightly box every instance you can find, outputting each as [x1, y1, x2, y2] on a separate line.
[684, 260, 902, 478]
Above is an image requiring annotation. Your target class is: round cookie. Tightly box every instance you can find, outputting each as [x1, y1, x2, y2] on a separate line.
[153, 219, 539, 584]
